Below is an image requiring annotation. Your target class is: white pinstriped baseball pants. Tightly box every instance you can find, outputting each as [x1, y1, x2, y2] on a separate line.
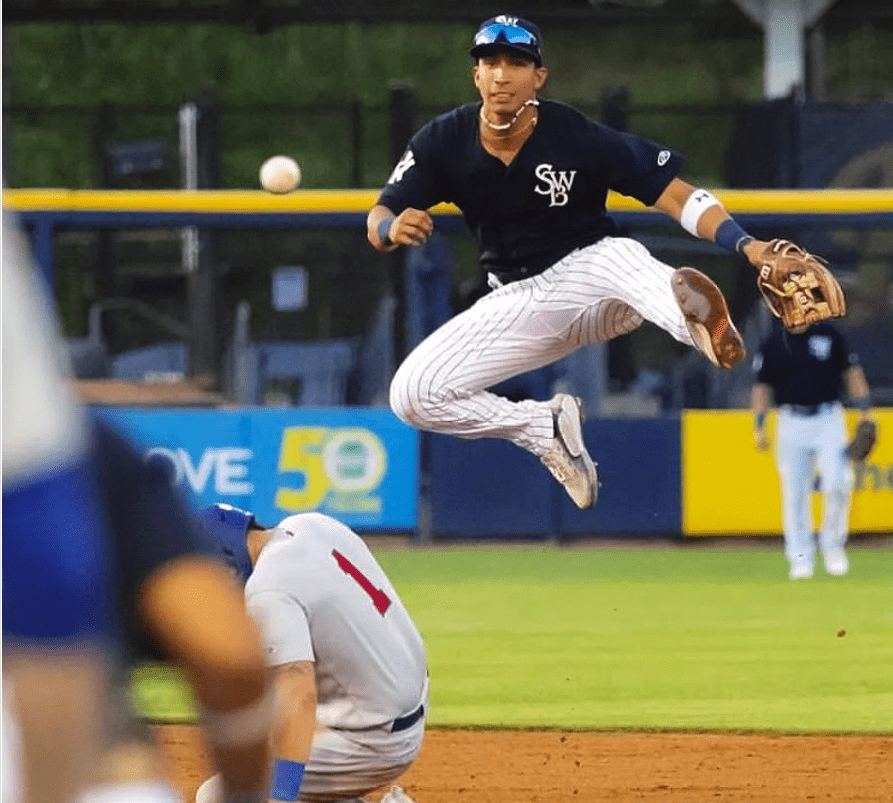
[390, 237, 695, 457]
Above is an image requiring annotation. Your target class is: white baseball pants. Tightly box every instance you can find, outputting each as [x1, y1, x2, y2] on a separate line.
[390, 237, 695, 456]
[775, 402, 853, 572]
[297, 716, 424, 802]
[195, 717, 424, 803]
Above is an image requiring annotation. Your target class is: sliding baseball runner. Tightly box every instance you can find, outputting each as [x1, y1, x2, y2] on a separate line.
[195, 506, 427, 803]
[367, 13, 845, 511]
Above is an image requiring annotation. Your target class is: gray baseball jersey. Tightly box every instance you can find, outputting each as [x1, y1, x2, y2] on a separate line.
[245, 512, 428, 731]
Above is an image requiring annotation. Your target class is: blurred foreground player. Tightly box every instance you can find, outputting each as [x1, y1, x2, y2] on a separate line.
[78, 418, 274, 803]
[195, 507, 428, 803]
[2, 212, 114, 803]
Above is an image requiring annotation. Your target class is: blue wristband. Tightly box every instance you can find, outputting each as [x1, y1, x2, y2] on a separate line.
[376, 216, 395, 246]
[755, 411, 767, 429]
[854, 397, 870, 411]
[714, 218, 754, 254]
[270, 759, 305, 802]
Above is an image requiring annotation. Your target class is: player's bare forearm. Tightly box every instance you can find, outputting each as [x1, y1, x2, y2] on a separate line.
[270, 661, 317, 765]
[139, 558, 268, 708]
[139, 558, 271, 795]
[750, 383, 772, 451]
[845, 365, 871, 419]
[653, 178, 696, 220]
[367, 204, 433, 251]
[654, 180, 771, 265]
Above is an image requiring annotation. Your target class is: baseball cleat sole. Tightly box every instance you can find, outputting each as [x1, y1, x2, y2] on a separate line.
[671, 267, 746, 369]
[541, 394, 599, 509]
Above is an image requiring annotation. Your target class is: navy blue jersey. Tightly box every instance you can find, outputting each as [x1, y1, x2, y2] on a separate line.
[91, 417, 218, 662]
[753, 322, 859, 406]
[376, 99, 684, 280]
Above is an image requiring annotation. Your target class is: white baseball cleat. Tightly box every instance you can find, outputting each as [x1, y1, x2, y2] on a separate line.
[380, 785, 417, 803]
[671, 267, 746, 369]
[823, 548, 849, 576]
[193, 774, 220, 803]
[789, 563, 815, 580]
[540, 393, 599, 510]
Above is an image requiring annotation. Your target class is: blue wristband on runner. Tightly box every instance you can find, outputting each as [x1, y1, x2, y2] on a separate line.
[714, 218, 754, 254]
[270, 759, 305, 802]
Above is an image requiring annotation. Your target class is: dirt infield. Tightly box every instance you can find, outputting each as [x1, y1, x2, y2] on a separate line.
[155, 725, 893, 802]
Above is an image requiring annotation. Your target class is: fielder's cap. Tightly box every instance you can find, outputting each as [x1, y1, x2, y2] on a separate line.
[197, 503, 256, 583]
[470, 15, 544, 67]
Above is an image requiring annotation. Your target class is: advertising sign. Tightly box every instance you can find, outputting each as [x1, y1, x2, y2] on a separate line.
[96, 408, 418, 530]
[682, 409, 893, 536]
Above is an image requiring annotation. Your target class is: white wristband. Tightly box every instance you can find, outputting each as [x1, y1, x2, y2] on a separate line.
[680, 189, 722, 238]
[200, 686, 275, 747]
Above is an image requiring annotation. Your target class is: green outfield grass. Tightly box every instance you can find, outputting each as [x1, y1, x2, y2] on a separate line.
[134, 542, 893, 734]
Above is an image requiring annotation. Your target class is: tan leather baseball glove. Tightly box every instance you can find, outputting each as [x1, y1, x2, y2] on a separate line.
[755, 239, 846, 332]
[845, 419, 877, 462]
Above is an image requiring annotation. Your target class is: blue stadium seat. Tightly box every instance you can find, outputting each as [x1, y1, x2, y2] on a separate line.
[110, 342, 188, 382]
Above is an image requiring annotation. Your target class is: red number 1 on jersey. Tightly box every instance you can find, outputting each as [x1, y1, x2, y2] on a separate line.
[331, 549, 392, 615]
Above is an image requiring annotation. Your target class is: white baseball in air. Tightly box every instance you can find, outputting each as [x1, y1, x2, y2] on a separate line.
[260, 155, 301, 193]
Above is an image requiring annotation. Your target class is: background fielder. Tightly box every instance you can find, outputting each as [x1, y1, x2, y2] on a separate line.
[750, 320, 873, 580]
[366, 14, 812, 512]
[195, 507, 428, 803]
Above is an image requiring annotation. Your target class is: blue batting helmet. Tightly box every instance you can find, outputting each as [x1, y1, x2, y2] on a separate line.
[196, 503, 256, 583]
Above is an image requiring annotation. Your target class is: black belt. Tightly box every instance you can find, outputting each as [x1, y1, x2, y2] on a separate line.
[488, 266, 546, 286]
[391, 704, 425, 732]
[785, 403, 831, 416]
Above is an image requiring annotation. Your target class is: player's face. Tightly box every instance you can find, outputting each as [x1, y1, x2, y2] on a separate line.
[473, 52, 547, 115]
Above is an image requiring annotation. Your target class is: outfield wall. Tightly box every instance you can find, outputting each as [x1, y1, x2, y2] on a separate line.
[94, 406, 892, 538]
[5, 187, 892, 284]
[8, 188, 890, 536]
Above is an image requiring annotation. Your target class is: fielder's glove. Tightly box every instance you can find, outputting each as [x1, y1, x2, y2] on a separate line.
[755, 239, 846, 332]
[845, 419, 878, 462]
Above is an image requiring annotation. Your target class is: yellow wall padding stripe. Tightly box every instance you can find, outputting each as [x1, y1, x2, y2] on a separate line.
[3, 188, 893, 215]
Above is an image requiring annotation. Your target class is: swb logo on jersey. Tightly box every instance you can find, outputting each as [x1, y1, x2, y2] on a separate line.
[534, 163, 576, 206]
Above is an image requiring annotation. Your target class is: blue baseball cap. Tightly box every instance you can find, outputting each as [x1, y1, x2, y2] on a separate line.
[196, 503, 257, 583]
[470, 15, 544, 67]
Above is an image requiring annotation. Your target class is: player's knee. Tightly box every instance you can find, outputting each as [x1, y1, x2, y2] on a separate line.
[389, 377, 423, 428]
[389, 372, 438, 429]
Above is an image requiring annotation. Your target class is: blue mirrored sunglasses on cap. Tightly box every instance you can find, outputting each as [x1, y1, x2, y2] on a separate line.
[473, 22, 538, 47]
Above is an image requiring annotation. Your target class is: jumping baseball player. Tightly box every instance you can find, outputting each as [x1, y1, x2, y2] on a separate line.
[751, 320, 874, 579]
[195, 505, 428, 803]
[367, 14, 829, 510]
